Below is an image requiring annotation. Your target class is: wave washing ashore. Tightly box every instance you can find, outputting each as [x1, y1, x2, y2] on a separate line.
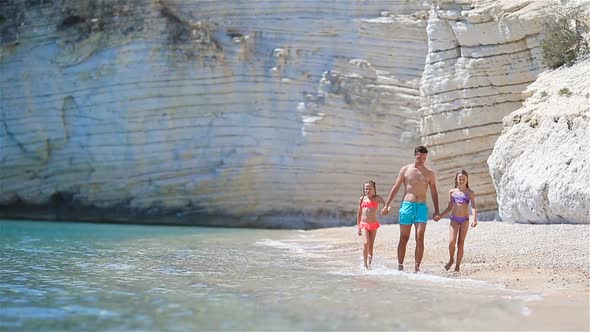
[1, 219, 588, 331]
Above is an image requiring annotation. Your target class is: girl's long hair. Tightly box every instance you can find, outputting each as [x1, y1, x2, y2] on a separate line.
[454, 170, 470, 189]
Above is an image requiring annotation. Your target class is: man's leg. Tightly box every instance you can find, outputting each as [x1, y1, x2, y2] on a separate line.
[414, 222, 427, 272]
[398, 225, 412, 271]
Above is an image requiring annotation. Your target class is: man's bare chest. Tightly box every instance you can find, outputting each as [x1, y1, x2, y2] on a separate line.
[405, 168, 428, 186]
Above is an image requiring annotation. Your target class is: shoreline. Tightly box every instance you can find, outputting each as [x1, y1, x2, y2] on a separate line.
[307, 220, 590, 295]
[0, 206, 356, 229]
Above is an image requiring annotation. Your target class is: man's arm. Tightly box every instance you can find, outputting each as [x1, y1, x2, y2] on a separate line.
[429, 172, 440, 220]
[381, 166, 406, 215]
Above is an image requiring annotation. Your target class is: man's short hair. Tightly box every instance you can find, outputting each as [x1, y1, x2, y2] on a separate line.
[414, 145, 428, 155]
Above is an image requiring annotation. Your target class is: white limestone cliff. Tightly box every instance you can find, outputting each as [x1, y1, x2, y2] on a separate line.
[0, 0, 429, 226]
[1, 0, 587, 226]
[488, 59, 590, 224]
[420, 0, 553, 218]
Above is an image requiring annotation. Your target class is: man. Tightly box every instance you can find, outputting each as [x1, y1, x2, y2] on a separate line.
[382, 145, 440, 272]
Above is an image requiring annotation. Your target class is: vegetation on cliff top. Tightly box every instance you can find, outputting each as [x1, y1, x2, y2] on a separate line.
[541, 2, 590, 69]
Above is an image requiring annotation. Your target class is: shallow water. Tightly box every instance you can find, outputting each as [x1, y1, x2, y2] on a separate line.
[0, 220, 584, 331]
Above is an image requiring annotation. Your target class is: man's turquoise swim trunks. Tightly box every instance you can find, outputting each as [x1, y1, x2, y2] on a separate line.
[399, 201, 428, 225]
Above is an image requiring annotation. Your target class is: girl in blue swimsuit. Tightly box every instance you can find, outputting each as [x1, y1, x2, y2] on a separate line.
[439, 170, 478, 272]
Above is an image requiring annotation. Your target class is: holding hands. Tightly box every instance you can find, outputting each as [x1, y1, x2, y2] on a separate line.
[381, 206, 391, 216]
[433, 213, 441, 222]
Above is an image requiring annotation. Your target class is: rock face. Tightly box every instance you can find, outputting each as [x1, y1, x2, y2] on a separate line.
[488, 59, 590, 224]
[420, 0, 552, 218]
[1, 0, 587, 226]
[0, 0, 429, 227]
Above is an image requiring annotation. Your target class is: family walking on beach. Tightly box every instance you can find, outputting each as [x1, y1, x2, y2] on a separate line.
[356, 146, 478, 272]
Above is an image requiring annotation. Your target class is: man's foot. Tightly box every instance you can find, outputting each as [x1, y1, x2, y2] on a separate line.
[445, 260, 454, 271]
[454, 265, 460, 272]
[398, 264, 403, 271]
[415, 264, 420, 273]
[368, 255, 373, 266]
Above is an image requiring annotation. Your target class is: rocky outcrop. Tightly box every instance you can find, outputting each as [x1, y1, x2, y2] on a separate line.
[0, 0, 429, 227]
[488, 59, 590, 224]
[420, 0, 552, 218]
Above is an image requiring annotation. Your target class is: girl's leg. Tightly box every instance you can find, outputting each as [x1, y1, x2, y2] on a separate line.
[362, 228, 370, 269]
[368, 229, 378, 266]
[446, 221, 460, 271]
[455, 220, 470, 272]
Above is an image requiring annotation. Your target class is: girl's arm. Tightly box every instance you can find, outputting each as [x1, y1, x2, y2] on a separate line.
[377, 195, 386, 207]
[470, 191, 478, 227]
[357, 197, 363, 235]
[439, 190, 453, 218]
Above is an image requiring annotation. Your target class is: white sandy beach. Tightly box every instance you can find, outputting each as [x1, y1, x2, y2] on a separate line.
[306, 219, 590, 330]
[310, 219, 590, 292]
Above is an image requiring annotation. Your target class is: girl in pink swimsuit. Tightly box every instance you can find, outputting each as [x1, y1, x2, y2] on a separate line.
[357, 180, 386, 269]
[439, 170, 478, 272]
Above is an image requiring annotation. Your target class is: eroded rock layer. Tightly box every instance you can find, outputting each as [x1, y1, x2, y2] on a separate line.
[0, 0, 429, 226]
[420, 0, 551, 218]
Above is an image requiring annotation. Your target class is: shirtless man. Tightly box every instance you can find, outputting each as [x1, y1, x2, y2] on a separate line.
[382, 146, 440, 272]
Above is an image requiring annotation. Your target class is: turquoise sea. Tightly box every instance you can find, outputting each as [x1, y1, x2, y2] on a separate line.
[0, 219, 586, 331]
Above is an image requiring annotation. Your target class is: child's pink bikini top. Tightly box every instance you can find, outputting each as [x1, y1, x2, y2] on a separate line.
[360, 200, 379, 209]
